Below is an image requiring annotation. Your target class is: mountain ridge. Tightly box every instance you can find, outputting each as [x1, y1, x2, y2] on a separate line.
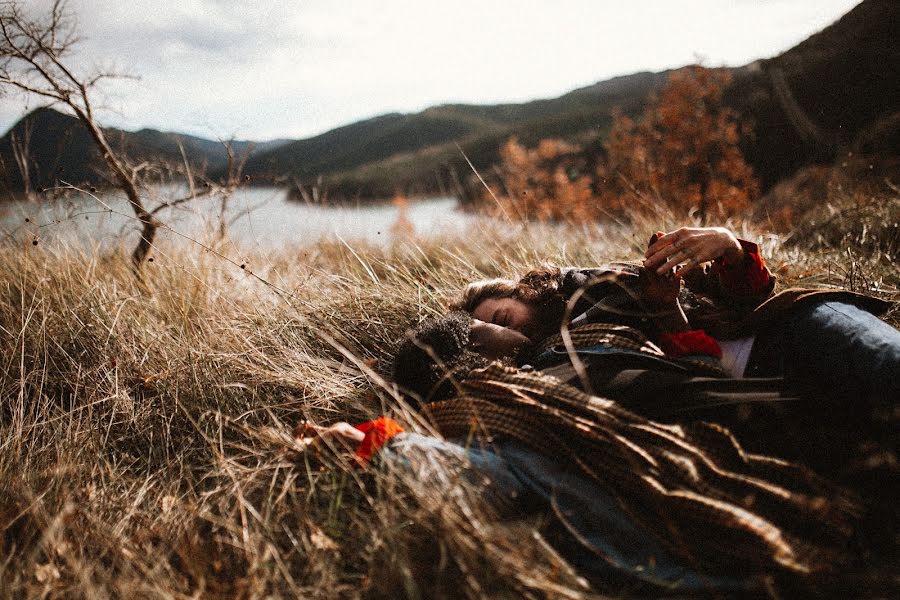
[1, 0, 896, 202]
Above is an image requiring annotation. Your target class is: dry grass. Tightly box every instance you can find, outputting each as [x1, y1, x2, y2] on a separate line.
[0, 201, 897, 599]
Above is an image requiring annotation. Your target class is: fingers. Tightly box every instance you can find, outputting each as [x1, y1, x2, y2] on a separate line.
[655, 247, 691, 275]
[293, 420, 321, 440]
[644, 227, 732, 274]
[644, 233, 681, 269]
[673, 260, 700, 279]
[646, 229, 688, 272]
[647, 230, 664, 249]
[293, 421, 323, 457]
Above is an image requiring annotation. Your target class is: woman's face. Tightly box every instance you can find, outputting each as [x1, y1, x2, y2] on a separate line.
[472, 297, 537, 339]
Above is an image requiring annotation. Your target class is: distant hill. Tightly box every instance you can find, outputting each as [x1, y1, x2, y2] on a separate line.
[0, 68, 667, 201]
[2, 0, 896, 203]
[725, 0, 900, 189]
[311, 0, 899, 200]
[0, 107, 99, 194]
[239, 0, 898, 200]
[0, 107, 289, 197]
[237, 71, 669, 200]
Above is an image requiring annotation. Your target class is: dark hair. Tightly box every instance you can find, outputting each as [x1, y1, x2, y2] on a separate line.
[516, 265, 565, 304]
[392, 312, 490, 405]
[450, 265, 565, 314]
[450, 265, 568, 341]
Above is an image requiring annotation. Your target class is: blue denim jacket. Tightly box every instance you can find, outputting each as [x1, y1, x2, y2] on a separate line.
[382, 432, 754, 594]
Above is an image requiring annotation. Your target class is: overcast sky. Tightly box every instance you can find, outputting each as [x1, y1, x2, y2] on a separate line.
[1, 0, 862, 142]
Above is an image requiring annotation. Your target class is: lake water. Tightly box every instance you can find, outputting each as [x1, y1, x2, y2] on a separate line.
[0, 187, 476, 252]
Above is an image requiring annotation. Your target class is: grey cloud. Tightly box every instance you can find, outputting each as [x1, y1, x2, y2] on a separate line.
[80, 2, 304, 65]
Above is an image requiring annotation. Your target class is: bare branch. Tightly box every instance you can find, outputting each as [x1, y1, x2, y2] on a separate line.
[150, 185, 217, 217]
[0, 5, 74, 101]
[0, 75, 65, 100]
[1, 0, 159, 270]
[177, 140, 196, 198]
[130, 161, 149, 179]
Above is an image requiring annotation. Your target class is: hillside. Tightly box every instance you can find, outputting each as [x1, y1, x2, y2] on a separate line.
[0, 67, 667, 201]
[1, 206, 897, 597]
[1, 0, 896, 203]
[242, 0, 899, 199]
[0, 107, 289, 197]
[0, 107, 100, 194]
[725, 0, 900, 189]
[238, 71, 669, 199]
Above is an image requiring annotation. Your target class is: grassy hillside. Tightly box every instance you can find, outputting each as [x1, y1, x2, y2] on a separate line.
[0, 107, 288, 197]
[257, 0, 899, 200]
[242, 71, 669, 199]
[236, 111, 503, 186]
[725, 0, 900, 188]
[0, 191, 897, 597]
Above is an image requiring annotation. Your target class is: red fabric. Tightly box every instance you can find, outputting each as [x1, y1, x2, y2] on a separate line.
[716, 239, 771, 295]
[354, 417, 405, 464]
[660, 330, 722, 358]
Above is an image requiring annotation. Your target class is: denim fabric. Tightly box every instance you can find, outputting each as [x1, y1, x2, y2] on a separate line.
[383, 432, 752, 593]
[749, 301, 900, 406]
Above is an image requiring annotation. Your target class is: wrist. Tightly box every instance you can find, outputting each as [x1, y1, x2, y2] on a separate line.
[722, 241, 745, 265]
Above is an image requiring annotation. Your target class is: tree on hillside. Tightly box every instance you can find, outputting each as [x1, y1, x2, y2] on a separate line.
[604, 66, 759, 223]
[484, 136, 595, 222]
[0, 0, 163, 266]
[475, 67, 757, 224]
[0, 0, 246, 267]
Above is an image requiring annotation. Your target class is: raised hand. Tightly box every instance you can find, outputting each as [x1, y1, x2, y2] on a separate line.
[644, 227, 744, 276]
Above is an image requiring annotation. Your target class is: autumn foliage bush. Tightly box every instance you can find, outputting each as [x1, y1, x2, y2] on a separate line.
[488, 137, 596, 222]
[479, 66, 761, 224]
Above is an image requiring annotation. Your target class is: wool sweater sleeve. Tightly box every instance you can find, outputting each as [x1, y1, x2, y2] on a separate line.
[715, 239, 773, 297]
[353, 417, 405, 464]
[659, 330, 722, 358]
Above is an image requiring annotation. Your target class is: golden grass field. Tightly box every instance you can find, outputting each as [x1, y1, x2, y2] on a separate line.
[1, 193, 897, 598]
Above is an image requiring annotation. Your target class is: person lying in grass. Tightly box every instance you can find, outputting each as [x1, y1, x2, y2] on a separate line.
[451, 226, 900, 410]
[296, 312, 861, 595]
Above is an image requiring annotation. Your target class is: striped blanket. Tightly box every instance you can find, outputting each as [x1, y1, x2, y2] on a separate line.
[423, 362, 858, 577]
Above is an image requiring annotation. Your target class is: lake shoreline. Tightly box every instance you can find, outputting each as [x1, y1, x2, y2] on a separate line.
[0, 186, 473, 251]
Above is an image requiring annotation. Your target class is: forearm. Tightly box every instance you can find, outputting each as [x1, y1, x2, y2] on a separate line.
[379, 432, 531, 515]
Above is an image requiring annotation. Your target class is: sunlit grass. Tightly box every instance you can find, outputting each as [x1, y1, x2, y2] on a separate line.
[0, 193, 897, 598]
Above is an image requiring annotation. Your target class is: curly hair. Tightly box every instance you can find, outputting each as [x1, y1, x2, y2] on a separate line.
[450, 266, 566, 314]
[391, 311, 491, 405]
[450, 266, 567, 341]
[449, 278, 516, 313]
